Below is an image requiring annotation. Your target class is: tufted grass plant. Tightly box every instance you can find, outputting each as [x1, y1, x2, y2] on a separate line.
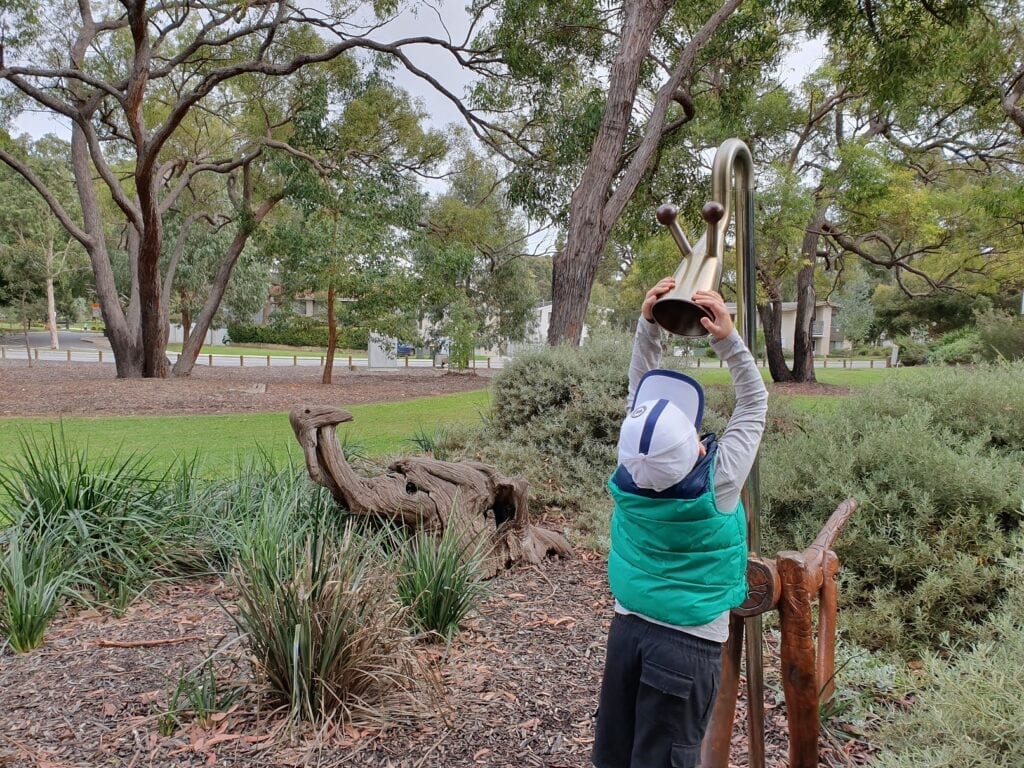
[0, 519, 74, 652]
[230, 513, 423, 725]
[395, 523, 490, 640]
[0, 430, 182, 612]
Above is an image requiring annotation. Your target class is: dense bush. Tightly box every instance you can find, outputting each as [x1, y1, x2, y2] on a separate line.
[977, 310, 1024, 362]
[459, 330, 734, 542]
[873, 558, 1024, 767]
[892, 335, 929, 366]
[926, 327, 982, 365]
[762, 365, 1024, 654]
[473, 338, 1024, 655]
[227, 315, 368, 349]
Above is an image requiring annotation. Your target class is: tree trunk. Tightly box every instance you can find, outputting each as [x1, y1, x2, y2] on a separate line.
[547, 0, 676, 346]
[323, 284, 337, 385]
[791, 210, 825, 383]
[172, 197, 280, 377]
[290, 406, 573, 577]
[758, 301, 793, 382]
[21, 294, 32, 367]
[181, 295, 192, 342]
[45, 241, 59, 351]
[547, 0, 743, 345]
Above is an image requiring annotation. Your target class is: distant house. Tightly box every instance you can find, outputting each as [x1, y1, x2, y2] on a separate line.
[725, 300, 848, 356]
[506, 303, 592, 356]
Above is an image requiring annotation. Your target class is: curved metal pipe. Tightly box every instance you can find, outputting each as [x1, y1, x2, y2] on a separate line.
[653, 138, 765, 768]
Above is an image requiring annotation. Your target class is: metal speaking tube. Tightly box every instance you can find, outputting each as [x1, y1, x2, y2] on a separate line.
[653, 138, 765, 768]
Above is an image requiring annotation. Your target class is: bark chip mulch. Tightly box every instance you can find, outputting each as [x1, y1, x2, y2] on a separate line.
[0, 552, 874, 768]
[0, 360, 493, 417]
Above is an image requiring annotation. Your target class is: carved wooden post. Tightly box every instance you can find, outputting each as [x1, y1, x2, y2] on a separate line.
[817, 550, 841, 705]
[700, 499, 856, 768]
[777, 552, 819, 768]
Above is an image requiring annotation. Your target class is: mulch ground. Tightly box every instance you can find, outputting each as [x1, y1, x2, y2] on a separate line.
[0, 360, 494, 417]
[0, 551, 874, 768]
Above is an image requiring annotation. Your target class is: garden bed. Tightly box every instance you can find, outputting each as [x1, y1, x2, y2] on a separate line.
[0, 552, 872, 768]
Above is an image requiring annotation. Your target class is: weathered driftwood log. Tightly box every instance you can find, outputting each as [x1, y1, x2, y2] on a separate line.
[289, 405, 572, 577]
[701, 498, 858, 768]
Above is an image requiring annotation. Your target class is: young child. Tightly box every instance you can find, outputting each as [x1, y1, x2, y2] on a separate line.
[592, 277, 769, 768]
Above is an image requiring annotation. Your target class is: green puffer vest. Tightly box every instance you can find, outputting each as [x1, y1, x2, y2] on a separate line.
[607, 441, 748, 627]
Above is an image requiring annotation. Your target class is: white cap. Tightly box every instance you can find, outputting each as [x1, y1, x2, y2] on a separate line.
[617, 370, 705, 491]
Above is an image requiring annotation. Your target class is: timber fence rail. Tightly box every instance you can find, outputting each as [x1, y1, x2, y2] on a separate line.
[0, 344, 892, 370]
[0, 345, 503, 370]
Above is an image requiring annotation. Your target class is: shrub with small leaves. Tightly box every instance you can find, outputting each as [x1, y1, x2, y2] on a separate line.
[872, 556, 1024, 767]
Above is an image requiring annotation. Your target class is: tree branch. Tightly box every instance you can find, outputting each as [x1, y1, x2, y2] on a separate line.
[0, 149, 92, 247]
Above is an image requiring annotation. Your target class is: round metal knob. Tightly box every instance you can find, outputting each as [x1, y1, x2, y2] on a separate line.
[656, 204, 678, 226]
[701, 200, 725, 224]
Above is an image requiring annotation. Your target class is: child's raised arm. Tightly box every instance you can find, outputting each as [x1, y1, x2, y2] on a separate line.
[692, 291, 769, 513]
[625, 276, 676, 410]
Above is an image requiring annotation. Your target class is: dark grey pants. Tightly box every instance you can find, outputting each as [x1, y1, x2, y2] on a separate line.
[592, 612, 722, 768]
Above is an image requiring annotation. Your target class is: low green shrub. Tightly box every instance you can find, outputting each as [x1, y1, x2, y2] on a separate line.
[227, 315, 368, 349]
[892, 335, 929, 366]
[927, 327, 982, 365]
[873, 556, 1024, 767]
[395, 524, 490, 640]
[762, 367, 1024, 654]
[977, 310, 1024, 362]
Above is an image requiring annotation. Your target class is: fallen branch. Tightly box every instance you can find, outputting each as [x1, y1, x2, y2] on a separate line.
[93, 634, 223, 649]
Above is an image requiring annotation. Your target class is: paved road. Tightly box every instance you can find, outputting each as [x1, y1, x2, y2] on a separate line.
[0, 330, 108, 350]
[0, 341, 504, 370]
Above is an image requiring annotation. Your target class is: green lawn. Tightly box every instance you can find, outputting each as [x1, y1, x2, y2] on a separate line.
[0, 390, 491, 474]
[0, 366, 911, 475]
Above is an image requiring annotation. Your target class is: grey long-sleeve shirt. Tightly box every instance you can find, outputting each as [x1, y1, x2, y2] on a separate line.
[616, 316, 769, 641]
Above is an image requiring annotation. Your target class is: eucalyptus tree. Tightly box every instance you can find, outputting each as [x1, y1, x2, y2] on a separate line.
[413, 149, 538, 368]
[0, 0, 496, 378]
[265, 72, 445, 384]
[472, 0, 794, 345]
[0, 134, 86, 350]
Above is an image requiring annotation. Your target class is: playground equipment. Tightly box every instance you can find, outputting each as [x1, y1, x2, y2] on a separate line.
[654, 139, 857, 767]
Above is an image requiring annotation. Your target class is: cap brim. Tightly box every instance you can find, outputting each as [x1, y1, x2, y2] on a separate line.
[632, 369, 704, 429]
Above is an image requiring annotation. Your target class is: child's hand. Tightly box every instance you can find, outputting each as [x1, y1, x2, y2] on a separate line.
[692, 290, 734, 340]
[641, 277, 676, 322]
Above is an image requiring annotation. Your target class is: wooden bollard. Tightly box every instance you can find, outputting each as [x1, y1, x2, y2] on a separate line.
[348, 355, 353, 370]
[67, 349, 72, 361]
[34, 348, 39, 360]
[266, 354, 271, 367]
[293, 355, 297, 366]
[239, 355, 244, 367]
[99, 350, 103, 362]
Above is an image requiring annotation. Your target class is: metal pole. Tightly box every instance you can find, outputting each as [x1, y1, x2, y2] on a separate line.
[735, 178, 766, 768]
